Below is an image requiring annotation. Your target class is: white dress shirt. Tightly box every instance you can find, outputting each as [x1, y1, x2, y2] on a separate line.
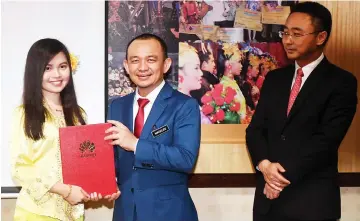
[292, 53, 324, 89]
[133, 80, 165, 153]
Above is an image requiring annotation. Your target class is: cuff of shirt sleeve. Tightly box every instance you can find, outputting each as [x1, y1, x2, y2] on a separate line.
[27, 171, 59, 202]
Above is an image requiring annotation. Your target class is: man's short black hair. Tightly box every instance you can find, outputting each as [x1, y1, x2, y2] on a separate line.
[290, 1, 332, 46]
[125, 33, 168, 60]
[198, 51, 212, 67]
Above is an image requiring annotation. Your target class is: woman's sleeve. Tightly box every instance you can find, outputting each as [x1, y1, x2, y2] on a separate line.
[10, 107, 60, 203]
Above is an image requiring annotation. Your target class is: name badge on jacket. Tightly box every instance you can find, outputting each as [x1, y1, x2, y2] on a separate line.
[151, 125, 169, 138]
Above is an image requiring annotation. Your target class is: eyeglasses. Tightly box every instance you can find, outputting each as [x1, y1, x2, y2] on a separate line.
[278, 31, 321, 40]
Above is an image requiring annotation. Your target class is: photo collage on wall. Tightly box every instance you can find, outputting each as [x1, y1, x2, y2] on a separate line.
[107, 1, 179, 102]
[107, 0, 299, 124]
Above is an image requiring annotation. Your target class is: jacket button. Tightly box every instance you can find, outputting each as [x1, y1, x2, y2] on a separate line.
[131, 188, 134, 193]
[133, 166, 136, 170]
[281, 135, 286, 141]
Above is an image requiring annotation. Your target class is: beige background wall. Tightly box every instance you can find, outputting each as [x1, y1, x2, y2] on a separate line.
[321, 0, 360, 173]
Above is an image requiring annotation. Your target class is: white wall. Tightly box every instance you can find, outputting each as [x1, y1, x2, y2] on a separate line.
[1, 1, 105, 189]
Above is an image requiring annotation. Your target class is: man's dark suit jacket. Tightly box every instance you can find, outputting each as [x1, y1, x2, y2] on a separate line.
[246, 57, 358, 220]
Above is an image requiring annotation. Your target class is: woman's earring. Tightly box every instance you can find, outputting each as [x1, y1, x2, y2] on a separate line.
[179, 75, 184, 83]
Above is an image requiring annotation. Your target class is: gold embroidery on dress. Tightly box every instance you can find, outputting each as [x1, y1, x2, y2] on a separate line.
[13, 105, 84, 220]
[42, 102, 84, 220]
[55, 115, 76, 220]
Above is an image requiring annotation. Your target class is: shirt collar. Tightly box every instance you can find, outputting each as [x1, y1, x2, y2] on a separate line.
[134, 80, 165, 104]
[295, 53, 324, 77]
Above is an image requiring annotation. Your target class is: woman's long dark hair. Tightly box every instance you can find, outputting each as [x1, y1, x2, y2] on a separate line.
[239, 51, 250, 83]
[23, 38, 85, 140]
[217, 48, 226, 79]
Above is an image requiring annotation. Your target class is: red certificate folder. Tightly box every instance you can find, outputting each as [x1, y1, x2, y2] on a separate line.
[59, 123, 117, 196]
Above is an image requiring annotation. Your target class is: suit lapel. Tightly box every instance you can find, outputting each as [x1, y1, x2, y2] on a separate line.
[140, 83, 173, 139]
[122, 93, 135, 133]
[277, 65, 295, 126]
[285, 58, 329, 123]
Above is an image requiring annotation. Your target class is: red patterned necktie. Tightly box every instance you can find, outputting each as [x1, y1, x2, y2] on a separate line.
[287, 68, 304, 116]
[134, 98, 150, 138]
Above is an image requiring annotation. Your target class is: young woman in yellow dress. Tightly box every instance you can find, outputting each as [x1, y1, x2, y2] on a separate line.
[219, 43, 247, 122]
[10, 38, 104, 221]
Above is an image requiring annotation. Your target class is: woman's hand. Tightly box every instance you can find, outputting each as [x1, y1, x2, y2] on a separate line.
[63, 185, 90, 205]
[50, 182, 89, 205]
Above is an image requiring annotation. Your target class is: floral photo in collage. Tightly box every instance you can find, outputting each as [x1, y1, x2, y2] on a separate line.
[178, 0, 298, 124]
[107, 0, 299, 124]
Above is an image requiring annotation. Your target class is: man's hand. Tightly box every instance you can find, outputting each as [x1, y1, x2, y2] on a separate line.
[104, 189, 121, 202]
[90, 190, 121, 202]
[258, 160, 291, 191]
[263, 183, 280, 200]
[105, 120, 138, 152]
[90, 178, 121, 202]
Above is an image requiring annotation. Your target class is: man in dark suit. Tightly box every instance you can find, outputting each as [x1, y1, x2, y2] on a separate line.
[246, 2, 358, 221]
[191, 50, 219, 105]
[105, 33, 200, 221]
